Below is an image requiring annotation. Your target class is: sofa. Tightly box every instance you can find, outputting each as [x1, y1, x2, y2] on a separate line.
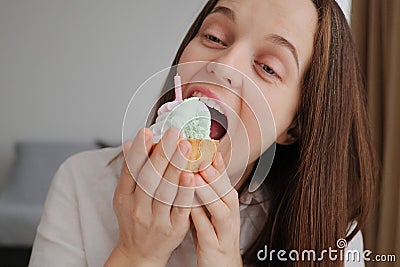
[0, 141, 101, 266]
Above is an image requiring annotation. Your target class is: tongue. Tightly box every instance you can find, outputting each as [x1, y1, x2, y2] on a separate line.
[210, 120, 226, 140]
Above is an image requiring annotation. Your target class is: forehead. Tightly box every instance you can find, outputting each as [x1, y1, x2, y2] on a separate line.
[213, 0, 318, 71]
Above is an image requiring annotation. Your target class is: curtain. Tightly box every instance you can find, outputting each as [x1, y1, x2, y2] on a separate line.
[352, 0, 400, 266]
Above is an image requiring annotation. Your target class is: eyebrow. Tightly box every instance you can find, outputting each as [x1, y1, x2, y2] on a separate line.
[210, 5, 300, 73]
[210, 6, 236, 22]
[267, 34, 300, 73]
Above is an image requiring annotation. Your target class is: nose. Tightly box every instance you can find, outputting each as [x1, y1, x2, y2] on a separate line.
[206, 47, 245, 90]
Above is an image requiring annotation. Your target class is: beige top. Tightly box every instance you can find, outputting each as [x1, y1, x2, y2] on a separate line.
[28, 146, 365, 267]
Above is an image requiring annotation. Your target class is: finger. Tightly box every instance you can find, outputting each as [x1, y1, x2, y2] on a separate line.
[133, 127, 181, 210]
[190, 225, 198, 248]
[125, 128, 154, 180]
[212, 152, 226, 174]
[118, 160, 136, 195]
[199, 155, 238, 210]
[195, 174, 230, 217]
[195, 174, 239, 240]
[116, 128, 153, 196]
[190, 205, 218, 247]
[171, 172, 195, 227]
[113, 143, 136, 212]
[153, 140, 191, 218]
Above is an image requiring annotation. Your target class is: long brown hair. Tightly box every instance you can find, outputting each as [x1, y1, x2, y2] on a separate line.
[153, 0, 377, 266]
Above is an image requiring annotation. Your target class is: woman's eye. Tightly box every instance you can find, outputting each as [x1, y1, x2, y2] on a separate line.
[260, 63, 276, 76]
[205, 34, 223, 45]
[255, 61, 282, 82]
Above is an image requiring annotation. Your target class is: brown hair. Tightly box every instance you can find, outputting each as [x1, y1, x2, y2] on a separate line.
[153, 0, 377, 266]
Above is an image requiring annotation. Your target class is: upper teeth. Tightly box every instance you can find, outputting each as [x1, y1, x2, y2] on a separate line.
[192, 92, 225, 115]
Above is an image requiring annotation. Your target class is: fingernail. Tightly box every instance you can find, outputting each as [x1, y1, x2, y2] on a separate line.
[167, 127, 180, 140]
[182, 173, 192, 186]
[195, 175, 206, 186]
[179, 141, 189, 155]
[201, 164, 214, 176]
[205, 168, 213, 177]
[145, 129, 153, 142]
[216, 152, 223, 165]
[198, 162, 208, 171]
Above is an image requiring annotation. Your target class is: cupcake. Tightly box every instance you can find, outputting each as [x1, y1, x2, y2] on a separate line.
[150, 96, 219, 172]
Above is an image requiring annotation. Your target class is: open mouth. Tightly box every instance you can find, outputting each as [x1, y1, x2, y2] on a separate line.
[209, 106, 228, 140]
[192, 92, 228, 140]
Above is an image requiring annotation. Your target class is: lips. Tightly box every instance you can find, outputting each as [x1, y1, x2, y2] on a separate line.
[187, 87, 228, 140]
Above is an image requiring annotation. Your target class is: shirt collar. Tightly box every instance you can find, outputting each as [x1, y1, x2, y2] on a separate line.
[239, 182, 269, 214]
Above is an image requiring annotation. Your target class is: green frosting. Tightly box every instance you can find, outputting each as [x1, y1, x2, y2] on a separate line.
[167, 97, 211, 139]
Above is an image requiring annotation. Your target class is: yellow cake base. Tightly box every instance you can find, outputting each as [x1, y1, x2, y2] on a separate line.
[152, 139, 219, 172]
[186, 139, 219, 172]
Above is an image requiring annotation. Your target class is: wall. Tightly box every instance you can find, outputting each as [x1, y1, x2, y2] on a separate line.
[0, 0, 207, 187]
[336, 0, 352, 22]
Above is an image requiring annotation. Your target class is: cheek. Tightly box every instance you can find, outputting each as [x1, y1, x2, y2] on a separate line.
[178, 40, 208, 94]
[179, 38, 205, 64]
[238, 96, 275, 154]
[179, 47, 192, 64]
[268, 91, 300, 137]
[239, 85, 300, 145]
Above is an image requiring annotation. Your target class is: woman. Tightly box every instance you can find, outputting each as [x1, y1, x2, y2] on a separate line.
[29, 0, 376, 266]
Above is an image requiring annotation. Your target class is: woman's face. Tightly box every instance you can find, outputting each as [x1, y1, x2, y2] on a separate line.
[178, 0, 317, 181]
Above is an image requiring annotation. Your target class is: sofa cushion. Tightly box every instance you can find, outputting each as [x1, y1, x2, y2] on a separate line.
[0, 141, 98, 246]
[1, 142, 98, 204]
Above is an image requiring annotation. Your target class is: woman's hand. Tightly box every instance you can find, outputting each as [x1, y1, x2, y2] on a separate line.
[105, 128, 195, 267]
[190, 152, 243, 267]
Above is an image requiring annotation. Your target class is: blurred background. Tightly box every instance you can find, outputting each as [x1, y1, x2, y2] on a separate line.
[0, 1, 208, 265]
[0, 0, 398, 266]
